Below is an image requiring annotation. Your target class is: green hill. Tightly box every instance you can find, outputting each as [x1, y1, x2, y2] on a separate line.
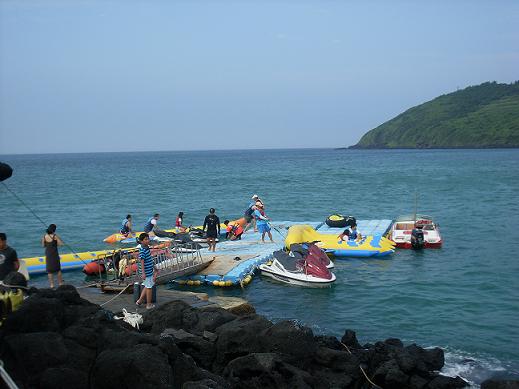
[351, 81, 519, 149]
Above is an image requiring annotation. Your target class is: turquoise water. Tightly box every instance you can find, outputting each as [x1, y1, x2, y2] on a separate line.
[1, 148, 518, 386]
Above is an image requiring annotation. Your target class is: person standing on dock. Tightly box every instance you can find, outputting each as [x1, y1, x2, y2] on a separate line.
[203, 208, 220, 252]
[253, 202, 274, 243]
[0, 233, 19, 281]
[244, 194, 263, 232]
[135, 232, 156, 309]
[41, 224, 63, 288]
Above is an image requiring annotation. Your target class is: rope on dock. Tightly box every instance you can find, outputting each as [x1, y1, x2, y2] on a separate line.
[99, 284, 131, 307]
[114, 308, 143, 329]
[340, 341, 383, 389]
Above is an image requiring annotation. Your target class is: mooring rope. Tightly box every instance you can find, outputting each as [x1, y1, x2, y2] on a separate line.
[340, 341, 383, 389]
[1, 182, 90, 266]
[99, 283, 131, 307]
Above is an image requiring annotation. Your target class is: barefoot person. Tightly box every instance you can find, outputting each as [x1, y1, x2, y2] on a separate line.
[253, 202, 273, 243]
[203, 208, 220, 252]
[41, 224, 63, 288]
[135, 233, 157, 310]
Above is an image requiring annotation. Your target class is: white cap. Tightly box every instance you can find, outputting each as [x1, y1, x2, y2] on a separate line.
[252, 194, 258, 199]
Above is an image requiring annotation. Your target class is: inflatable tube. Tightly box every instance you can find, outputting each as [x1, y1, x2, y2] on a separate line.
[325, 214, 357, 229]
[83, 261, 105, 276]
[325, 214, 348, 228]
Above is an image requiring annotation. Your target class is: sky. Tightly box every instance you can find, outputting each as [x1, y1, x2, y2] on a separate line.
[0, 0, 518, 154]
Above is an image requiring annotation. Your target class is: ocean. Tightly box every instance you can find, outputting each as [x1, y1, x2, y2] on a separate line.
[1, 148, 518, 387]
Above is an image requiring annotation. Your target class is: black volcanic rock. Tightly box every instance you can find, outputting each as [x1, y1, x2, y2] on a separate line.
[0, 287, 472, 389]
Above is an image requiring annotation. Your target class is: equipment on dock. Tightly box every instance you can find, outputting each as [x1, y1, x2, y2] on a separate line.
[285, 225, 395, 258]
[97, 242, 214, 292]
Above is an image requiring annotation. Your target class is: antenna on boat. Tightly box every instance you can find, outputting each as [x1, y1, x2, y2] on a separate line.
[413, 191, 418, 223]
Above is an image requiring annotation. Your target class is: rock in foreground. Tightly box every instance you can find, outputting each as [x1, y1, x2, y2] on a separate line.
[1, 286, 472, 388]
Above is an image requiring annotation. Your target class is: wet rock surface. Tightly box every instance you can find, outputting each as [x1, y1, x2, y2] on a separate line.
[0, 286, 506, 388]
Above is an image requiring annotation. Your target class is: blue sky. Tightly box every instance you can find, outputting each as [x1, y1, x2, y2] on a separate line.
[0, 0, 518, 154]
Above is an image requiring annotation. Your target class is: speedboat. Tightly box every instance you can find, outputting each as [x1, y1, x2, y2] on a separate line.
[259, 243, 336, 288]
[388, 215, 443, 249]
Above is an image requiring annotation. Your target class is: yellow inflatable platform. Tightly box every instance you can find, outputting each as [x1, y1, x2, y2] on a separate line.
[285, 224, 395, 258]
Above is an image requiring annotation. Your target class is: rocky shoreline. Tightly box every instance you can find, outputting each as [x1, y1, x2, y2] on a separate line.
[0, 286, 516, 389]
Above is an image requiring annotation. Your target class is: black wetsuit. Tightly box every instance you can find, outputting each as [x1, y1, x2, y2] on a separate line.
[203, 214, 220, 238]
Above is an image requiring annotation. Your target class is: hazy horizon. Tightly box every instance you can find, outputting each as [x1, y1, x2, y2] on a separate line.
[1, 1, 518, 154]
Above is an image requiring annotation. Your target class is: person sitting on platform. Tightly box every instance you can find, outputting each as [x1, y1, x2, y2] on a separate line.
[348, 224, 363, 242]
[337, 228, 350, 241]
[120, 214, 133, 238]
[175, 212, 188, 232]
[223, 220, 244, 240]
[144, 213, 176, 238]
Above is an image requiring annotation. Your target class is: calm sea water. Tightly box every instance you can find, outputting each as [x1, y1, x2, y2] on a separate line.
[1, 148, 518, 386]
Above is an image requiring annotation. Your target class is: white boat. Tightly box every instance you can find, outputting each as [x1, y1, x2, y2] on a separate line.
[389, 215, 443, 249]
[260, 246, 336, 288]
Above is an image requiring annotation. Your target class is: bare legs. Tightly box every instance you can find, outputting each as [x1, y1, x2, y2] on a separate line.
[136, 286, 153, 308]
[207, 237, 216, 252]
[48, 271, 63, 288]
[261, 231, 274, 243]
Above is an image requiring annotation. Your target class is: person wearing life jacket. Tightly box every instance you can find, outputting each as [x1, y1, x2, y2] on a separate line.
[120, 214, 133, 237]
[337, 228, 351, 241]
[143, 214, 159, 234]
[348, 224, 363, 242]
[223, 220, 244, 240]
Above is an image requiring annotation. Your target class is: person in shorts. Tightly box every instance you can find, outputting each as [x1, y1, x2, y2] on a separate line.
[136, 233, 157, 309]
[203, 208, 220, 252]
[253, 203, 273, 243]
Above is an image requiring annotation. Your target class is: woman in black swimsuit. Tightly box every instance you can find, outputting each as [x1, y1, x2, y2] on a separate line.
[41, 224, 64, 288]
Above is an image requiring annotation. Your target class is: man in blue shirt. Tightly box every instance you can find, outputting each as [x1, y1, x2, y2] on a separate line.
[135, 232, 157, 309]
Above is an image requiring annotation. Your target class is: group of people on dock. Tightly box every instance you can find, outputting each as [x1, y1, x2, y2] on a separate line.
[118, 193, 274, 246]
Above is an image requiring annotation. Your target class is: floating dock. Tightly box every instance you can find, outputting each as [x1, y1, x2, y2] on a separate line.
[20, 219, 394, 286]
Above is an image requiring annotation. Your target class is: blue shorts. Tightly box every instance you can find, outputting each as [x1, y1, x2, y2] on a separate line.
[142, 276, 154, 289]
[258, 223, 271, 234]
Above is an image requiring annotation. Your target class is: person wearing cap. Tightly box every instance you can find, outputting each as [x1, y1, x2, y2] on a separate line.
[244, 194, 264, 232]
[253, 202, 274, 243]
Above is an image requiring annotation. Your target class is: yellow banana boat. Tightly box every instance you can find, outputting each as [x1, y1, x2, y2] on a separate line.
[285, 225, 395, 258]
[21, 250, 115, 275]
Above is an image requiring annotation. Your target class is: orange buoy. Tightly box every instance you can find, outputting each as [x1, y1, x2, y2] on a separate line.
[125, 263, 138, 276]
[83, 261, 105, 275]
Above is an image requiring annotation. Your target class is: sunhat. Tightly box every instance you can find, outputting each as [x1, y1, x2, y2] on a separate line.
[252, 194, 259, 199]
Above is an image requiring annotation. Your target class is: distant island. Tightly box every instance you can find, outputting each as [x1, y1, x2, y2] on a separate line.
[350, 81, 519, 149]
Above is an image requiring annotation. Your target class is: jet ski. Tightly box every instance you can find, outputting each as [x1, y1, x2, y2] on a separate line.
[289, 242, 334, 269]
[259, 243, 336, 288]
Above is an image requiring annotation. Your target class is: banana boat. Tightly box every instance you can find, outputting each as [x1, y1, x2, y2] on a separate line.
[285, 224, 395, 258]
